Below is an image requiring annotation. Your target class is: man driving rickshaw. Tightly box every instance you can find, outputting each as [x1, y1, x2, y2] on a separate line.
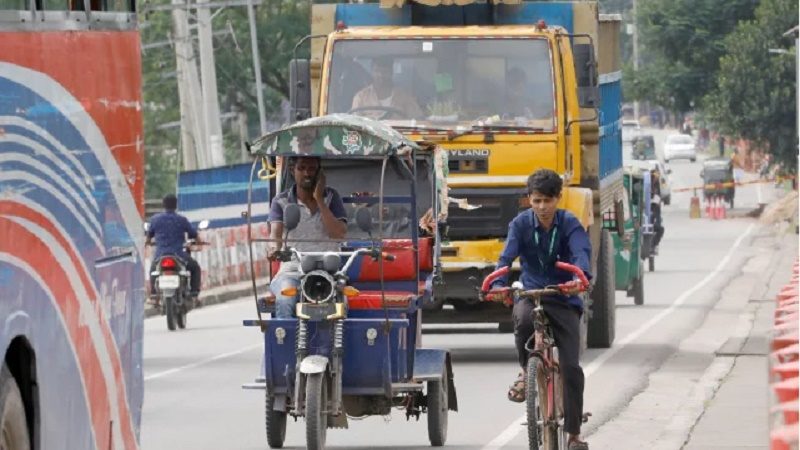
[243, 114, 455, 450]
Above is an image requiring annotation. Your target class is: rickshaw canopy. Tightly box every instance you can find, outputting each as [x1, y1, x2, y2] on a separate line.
[250, 114, 422, 158]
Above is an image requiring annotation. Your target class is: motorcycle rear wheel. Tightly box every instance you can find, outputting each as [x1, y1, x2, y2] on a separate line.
[165, 296, 176, 331]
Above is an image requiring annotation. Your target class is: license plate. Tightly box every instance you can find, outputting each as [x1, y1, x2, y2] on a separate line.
[158, 275, 180, 290]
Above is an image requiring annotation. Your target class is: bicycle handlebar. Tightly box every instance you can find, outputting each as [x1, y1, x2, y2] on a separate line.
[480, 261, 590, 295]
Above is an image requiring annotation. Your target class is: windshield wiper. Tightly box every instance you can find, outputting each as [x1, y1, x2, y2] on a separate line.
[390, 124, 456, 134]
[446, 123, 546, 141]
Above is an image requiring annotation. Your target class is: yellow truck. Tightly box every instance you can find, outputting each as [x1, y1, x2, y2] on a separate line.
[290, 0, 623, 348]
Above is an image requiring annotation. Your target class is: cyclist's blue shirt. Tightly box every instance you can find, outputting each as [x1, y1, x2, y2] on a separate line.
[147, 211, 197, 259]
[494, 209, 592, 311]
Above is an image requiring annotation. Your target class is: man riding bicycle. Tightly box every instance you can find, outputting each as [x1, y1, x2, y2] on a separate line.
[488, 169, 592, 450]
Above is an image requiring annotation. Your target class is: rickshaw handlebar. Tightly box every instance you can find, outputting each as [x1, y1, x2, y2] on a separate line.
[284, 247, 395, 275]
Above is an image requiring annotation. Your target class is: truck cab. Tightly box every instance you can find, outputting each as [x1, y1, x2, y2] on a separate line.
[291, 1, 623, 348]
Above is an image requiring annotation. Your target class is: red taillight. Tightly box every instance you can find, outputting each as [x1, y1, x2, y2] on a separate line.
[160, 257, 177, 269]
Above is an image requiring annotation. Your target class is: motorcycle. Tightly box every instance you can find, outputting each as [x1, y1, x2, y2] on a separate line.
[145, 219, 209, 331]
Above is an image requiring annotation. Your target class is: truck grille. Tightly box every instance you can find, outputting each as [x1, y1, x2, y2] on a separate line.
[446, 188, 526, 239]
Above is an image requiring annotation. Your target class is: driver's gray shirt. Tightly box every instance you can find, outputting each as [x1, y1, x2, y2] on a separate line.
[269, 185, 347, 275]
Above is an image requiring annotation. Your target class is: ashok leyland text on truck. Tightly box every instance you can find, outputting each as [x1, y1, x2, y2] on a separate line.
[290, 0, 623, 348]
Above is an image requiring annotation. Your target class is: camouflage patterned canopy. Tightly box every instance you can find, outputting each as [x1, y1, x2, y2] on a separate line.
[250, 114, 421, 158]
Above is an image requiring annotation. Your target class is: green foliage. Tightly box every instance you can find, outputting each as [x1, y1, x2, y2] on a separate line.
[704, 0, 798, 170]
[631, 0, 758, 112]
[140, 0, 313, 198]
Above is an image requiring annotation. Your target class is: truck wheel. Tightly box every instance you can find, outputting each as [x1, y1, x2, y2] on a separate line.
[165, 296, 176, 331]
[427, 366, 448, 446]
[648, 256, 655, 272]
[588, 229, 616, 348]
[265, 393, 287, 448]
[0, 365, 30, 450]
[305, 373, 327, 450]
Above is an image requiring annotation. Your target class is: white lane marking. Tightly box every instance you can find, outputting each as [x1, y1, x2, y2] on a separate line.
[481, 223, 755, 450]
[144, 343, 261, 381]
[757, 181, 763, 204]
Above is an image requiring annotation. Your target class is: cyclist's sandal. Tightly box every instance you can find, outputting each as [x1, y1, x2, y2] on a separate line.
[568, 440, 589, 450]
[507, 372, 526, 403]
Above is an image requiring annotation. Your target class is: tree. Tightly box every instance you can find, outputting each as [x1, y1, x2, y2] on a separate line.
[140, 0, 315, 199]
[629, 0, 758, 113]
[704, 0, 798, 170]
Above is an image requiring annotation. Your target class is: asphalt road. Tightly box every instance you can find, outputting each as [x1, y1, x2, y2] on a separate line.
[140, 129, 781, 449]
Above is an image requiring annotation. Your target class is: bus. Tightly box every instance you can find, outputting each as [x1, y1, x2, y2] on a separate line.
[0, 0, 144, 447]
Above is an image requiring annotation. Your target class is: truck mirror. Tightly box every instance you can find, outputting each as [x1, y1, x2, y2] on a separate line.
[573, 43, 599, 108]
[289, 59, 311, 122]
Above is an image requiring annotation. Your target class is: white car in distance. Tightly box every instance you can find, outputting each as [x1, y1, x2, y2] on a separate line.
[663, 134, 697, 163]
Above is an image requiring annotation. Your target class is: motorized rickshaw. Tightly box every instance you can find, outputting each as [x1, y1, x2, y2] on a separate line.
[700, 157, 735, 208]
[241, 114, 456, 450]
[605, 167, 653, 305]
[631, 134, 656, 161]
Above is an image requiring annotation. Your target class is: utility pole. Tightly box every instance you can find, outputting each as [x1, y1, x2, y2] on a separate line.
[196, 0, 226, 167]
[171, 0, 205, 170]
[247, 0, 268, 137]
[632, 0, 639, 122]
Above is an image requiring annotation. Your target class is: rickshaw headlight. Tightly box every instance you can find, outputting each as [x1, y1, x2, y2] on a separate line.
[300, 270, 336, 303]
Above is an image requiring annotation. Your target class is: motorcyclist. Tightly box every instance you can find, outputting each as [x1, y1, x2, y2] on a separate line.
[487, 169, 592, 450]
[146, 194, 204, 307]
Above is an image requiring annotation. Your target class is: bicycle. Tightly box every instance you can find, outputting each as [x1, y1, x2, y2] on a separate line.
[481, 262, 590, 450]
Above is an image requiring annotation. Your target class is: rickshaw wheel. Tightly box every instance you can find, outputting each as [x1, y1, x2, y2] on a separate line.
[265, 393, 287, 448]
[305, 373, 327, 450]
[427, 366, 448, 446]
[633, 272, 644, 306]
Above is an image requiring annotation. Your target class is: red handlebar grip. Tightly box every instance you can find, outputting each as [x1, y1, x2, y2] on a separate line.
[481, 266, 510, 293]
[554, 262, 589, 288]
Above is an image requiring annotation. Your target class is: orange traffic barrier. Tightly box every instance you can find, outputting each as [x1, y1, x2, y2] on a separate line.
[771, 401, 799, 425]
[771, 424, 799, 450]
[773, 343, 800, 364]
[769, 259, 799, 450]
[772, 361, 800, 382]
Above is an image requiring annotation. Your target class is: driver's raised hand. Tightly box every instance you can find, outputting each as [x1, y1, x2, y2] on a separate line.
[313, 170, 326, 202]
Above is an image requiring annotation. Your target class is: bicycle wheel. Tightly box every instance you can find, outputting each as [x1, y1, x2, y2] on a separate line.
[525, 358, 543, 449]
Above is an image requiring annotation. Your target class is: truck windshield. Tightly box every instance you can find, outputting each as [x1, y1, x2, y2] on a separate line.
[326, 38, 556, 132]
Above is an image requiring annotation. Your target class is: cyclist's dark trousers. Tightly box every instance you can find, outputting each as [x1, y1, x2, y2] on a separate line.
[513, 299, 585, 435]
[149, 256, 202, 297]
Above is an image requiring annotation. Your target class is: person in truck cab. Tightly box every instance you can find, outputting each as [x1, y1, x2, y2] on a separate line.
[268, 156, 348, 318]
[146, 194, 203, 307]
[351, 57, 423, 120]
[504, 66, 554, 122]
[488, 169, 592, 450]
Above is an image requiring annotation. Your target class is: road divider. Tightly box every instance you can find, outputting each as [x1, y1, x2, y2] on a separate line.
[769, 259, 799, 450]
